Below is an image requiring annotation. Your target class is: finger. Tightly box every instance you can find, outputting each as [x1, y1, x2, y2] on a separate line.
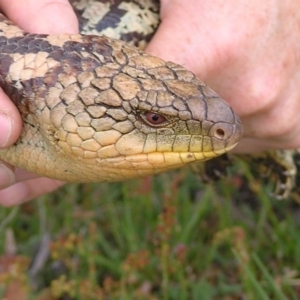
[15, 168, 40, 182]
[0, 88, 22, 147]
[0, 160, 15, 188]
[233, 138, 279, 153]
[0, 0, 78, 34]
[0, 160, 43, 189]
[0, 178, 65, 207]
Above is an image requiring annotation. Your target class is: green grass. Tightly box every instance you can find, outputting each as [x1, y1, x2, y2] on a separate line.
[1, 164, 300, 299]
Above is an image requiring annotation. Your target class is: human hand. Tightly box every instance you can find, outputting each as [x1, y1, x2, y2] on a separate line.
[146, 0, 300, 153]
[0, 0, 78, 206]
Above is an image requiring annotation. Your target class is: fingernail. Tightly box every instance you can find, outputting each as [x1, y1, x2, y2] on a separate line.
[0, 112, 12, 147]
[0, 163, 15, 188]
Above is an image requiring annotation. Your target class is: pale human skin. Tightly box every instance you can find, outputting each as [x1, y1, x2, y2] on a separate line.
[0, 0, 300, 206]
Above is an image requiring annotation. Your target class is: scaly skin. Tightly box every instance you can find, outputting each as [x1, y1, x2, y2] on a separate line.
[0, 12, 242, 182]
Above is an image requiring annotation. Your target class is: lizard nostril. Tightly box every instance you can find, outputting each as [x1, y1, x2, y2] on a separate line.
[215, 128, 225, 139]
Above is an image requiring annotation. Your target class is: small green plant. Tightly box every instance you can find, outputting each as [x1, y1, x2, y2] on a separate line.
[0, 166, 300, 299]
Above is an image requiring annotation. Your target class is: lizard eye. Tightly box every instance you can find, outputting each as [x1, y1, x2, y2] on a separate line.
[140, 112, 168, 126]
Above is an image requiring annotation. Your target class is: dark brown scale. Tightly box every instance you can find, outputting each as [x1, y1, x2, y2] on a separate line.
[39, 39, 57, 52]
[7, 36, 23, 45]
[1, 44, 18, 53]
[0, 54, 13, 75]
[47, 49, 65, 61]
[43, 66, 63, 88]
